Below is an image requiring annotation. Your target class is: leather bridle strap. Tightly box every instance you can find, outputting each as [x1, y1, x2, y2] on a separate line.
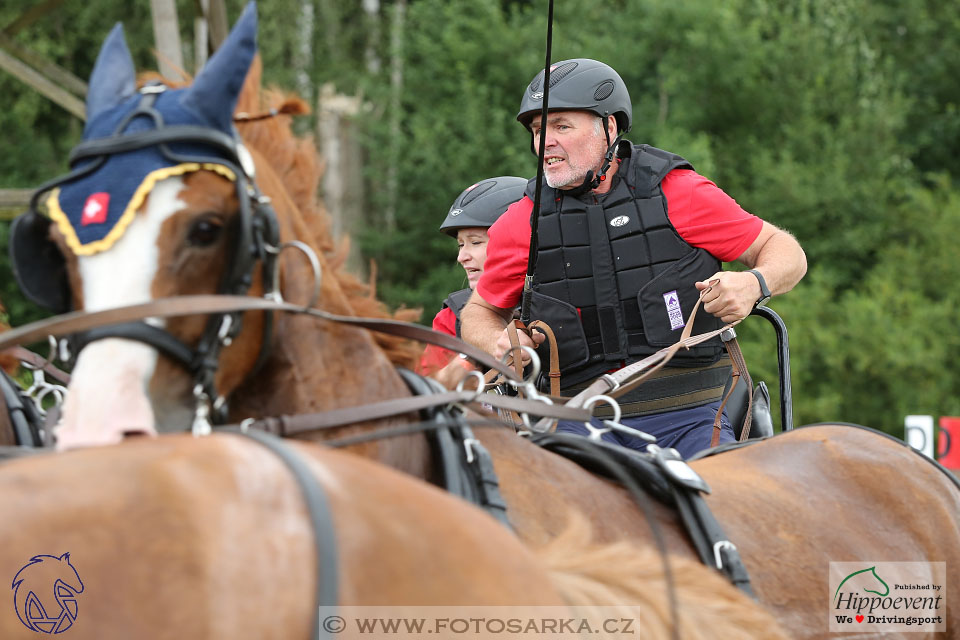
[528, 320, 561, 397]
[224, 389, 591, 437]
[711, 334, 754, 447]
[507, 320, 526, 382]
[4, 346, 71, 385]
[726, 337, 754, 442]
[223, 430, 339, 640]
[0, 295, 523, 383]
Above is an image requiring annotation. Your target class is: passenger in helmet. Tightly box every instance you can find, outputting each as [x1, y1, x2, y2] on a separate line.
[461, 58, 807, 457]
[418, 177, 526, 387]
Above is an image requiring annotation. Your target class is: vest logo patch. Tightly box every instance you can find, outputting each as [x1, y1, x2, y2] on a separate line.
[663, 290, 684, 330]
[609, 215, 629, 227]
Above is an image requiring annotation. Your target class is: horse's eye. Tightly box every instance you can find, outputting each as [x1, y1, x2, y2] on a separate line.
[187, 217, 223, 247]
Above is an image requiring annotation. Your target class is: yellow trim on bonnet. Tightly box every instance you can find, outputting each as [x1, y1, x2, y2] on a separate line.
[47, 162, 237, 257]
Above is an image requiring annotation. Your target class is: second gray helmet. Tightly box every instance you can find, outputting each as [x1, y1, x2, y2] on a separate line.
[517, 58, 632, 135]
[439, 176, 527, 237]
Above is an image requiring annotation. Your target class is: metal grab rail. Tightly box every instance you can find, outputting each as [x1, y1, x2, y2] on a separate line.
[750, 306, 792, 431]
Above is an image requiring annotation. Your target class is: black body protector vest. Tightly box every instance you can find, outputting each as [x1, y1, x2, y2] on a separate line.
[443, 288, 473, 338]
[528, 143, 727, 396]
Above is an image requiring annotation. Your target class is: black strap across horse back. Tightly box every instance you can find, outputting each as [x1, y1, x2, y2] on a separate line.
[530, 432, 682, 638]
[395, 368, 512, 528]
[532, 432, 754, 596]
[223, 429, 339, 640]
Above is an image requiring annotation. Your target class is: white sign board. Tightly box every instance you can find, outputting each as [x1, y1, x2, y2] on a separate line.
[905, 414, 935, 458]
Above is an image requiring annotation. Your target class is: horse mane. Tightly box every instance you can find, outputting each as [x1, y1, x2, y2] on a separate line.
[537, 513, 790, 640]
[139, 59, 422, 370]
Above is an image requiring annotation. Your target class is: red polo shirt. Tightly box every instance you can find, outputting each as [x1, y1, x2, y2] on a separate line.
[417, 306, 458, 375]
[477, 168, 763, 309]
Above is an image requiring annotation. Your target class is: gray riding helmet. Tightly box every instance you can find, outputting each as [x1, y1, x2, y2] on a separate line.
[439, 176, 528, 237]
[517, 58, 632, 151]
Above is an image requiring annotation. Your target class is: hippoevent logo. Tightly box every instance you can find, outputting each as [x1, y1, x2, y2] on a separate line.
[829, 562, 946, 633]
[11, 553, 84, 634]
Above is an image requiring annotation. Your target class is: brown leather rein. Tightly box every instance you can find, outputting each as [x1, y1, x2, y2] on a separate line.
[0, 289, 751, 440]
[0, 295, 593, 431]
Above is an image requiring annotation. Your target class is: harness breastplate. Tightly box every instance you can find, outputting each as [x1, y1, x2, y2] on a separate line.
[443, 288, 473, 338]
[529, 144, 725, 390]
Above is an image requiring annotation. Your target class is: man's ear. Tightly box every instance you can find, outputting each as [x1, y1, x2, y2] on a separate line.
[607, 114, 619, 138]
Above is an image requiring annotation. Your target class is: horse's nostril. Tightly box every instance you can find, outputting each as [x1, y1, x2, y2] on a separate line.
[121, 429, 152, 439]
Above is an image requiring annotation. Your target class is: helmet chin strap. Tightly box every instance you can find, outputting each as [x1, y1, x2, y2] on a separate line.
[567, 128, 625, 197]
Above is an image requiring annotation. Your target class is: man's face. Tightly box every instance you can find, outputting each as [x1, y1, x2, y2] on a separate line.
[529, 111, 610, 189]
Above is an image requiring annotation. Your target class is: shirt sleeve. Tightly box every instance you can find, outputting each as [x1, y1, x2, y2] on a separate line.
[417, 306, 458, 375]
[475, 197, 533, 309]
[662, 169, 763, 262]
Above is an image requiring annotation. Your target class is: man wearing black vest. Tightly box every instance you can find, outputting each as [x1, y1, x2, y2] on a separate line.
[461, 58, 807, 457]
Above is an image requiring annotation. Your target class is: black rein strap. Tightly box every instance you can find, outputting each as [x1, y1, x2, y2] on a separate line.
[223, 429, 339, 640]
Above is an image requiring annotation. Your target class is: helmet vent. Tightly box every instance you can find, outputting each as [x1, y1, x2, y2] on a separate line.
[594, 80, 615, 101]
[548, 61, 578, 87]
[528, 61, 579, 93]
[461, 180, 496, 207]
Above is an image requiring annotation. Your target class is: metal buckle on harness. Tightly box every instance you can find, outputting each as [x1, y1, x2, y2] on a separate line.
[501, 346, 555, 434]
[599, 373, 620, 394]
[456, 370, 485, 404]
[463, 438, 480, 464]
[713, 540, 738, 570]
[217, 315, 235, 346]
[648, 444, 712, 493]
[582, 395, 656, 443]
[192, 384, 213, 437]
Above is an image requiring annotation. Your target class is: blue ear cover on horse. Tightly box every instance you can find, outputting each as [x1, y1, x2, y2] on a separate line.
[85, 23, 136, 130]
[183, 1, 258, 134]
[44, 2, 259, 257]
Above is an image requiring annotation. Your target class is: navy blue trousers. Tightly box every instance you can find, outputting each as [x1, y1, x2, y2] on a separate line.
[555, 400, 735, 459]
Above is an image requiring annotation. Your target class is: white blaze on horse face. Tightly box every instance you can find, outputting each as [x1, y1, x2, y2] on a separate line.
[56, 177, 188, 449]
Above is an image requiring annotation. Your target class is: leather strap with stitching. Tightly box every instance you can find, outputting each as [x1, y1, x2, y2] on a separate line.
[528, 320, 561, 397]
[3, 346, 72, 384]
[0, 295, 522, 383]
[707, 333, 755, 447]
[226, 389, 592, 438]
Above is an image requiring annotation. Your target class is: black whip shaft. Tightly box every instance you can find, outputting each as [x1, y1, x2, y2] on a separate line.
[519, 0, 554, 324]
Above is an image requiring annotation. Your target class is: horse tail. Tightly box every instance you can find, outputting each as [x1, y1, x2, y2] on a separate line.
[535, 512, 791, 640]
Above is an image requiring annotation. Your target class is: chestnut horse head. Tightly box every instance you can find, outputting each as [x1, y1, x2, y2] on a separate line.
[10, 3, 420, 453]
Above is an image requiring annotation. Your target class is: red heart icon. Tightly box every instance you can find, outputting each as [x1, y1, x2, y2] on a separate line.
[856, 615, 864, 623]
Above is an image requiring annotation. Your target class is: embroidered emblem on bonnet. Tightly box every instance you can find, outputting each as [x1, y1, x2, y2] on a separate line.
[81, 193, 109, 226]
